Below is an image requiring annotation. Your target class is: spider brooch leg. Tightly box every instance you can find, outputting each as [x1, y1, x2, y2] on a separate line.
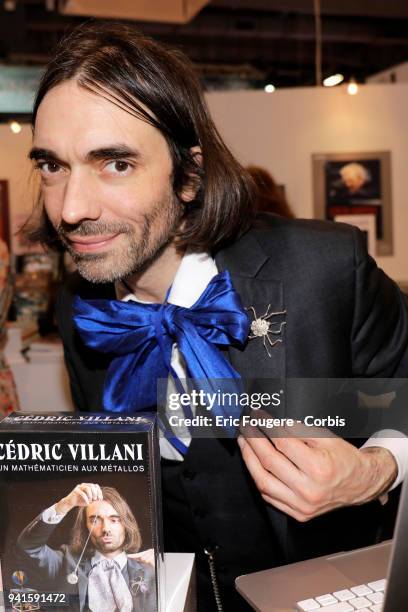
[263, 334, 273, 358]
[264, 307, 287, 320]
[264, 331, 283, 356]
[268, 321, 287, 335]
[247, 305, 258, 319]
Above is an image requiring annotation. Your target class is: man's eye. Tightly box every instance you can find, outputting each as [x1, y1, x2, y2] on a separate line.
[36, 161, 61, 174]
[105, 160, 132, 175]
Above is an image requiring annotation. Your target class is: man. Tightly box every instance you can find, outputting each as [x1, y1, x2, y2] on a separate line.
[339, 162, 371, 196]
[25, 22, 408, 611]
[328, 161, 379, 204]
[18, 483, 156, 611]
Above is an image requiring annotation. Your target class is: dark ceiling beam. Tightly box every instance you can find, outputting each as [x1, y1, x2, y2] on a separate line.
[9, 0, 408, 18]
[8, 39, 382, 76]
[187, 44, 386, 72]
[25, 13, 408, 48]
[15, 25, 396, 74]
[212, 0, 408, 19]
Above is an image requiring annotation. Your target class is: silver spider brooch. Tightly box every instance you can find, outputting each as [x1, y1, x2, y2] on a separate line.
[246, 305, 286, 357]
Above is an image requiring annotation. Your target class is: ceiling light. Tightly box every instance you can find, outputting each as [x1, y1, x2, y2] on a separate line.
[264, 84, 276, 93]
[4, 0, 16, 10]
[347, 78, 359, 95]
[323, 73, 344, 87]
[9, 121, 22, 134]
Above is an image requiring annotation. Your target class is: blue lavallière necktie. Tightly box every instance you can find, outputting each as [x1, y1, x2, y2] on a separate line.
[72, 270, 250, 453]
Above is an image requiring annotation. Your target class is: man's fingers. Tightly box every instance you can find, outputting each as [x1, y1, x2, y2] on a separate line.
[76, 489, 90, 506]
[241, 433, 326, 490]
[76, 483, 100, 504]
[271, 436, 321, 474]
[240, 411, 338, 475]
[81, 484, 95, 502]
[240, 435, 305, 489]
[89, 483, 102, 501]
[260, 495, 320, 523]
[83, 483, 103, 501]
[239, 442, 336, 522]
[238, 437, 309, 511]
[244, 424, 338, 478]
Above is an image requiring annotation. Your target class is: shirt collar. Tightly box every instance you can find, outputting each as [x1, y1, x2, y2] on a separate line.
[115, 251, 218, 307]
[92, 549, 128, 570]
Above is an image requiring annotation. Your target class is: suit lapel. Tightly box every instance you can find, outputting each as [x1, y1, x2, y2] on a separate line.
[216, 228, 290, 549]
[215, 230, 286, 381]
[127, 560, 147, 611]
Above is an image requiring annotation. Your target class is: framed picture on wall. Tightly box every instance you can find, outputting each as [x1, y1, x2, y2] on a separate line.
[0, 180, 10, 248]
[312, 151, 393, 255]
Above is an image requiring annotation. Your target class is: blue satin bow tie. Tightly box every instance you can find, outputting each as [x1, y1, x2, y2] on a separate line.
[72, 270, 250, 434]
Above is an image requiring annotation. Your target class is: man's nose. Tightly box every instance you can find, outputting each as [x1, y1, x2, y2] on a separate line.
[61, 170, 101, 225]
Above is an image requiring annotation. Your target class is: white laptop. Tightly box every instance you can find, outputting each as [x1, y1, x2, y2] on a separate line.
[236, 478, 408, 611]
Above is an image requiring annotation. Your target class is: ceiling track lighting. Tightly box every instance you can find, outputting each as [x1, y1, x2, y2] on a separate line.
[9, 121, 22, 134]
[323, 74, 344, 87]
[264, 84, 276, 93]
[347, 78, 359, 95]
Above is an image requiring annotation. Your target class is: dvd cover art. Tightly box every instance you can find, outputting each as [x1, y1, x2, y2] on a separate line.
[0, 413, 163, 612]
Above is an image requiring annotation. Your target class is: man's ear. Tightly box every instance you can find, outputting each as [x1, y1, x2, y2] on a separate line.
[179, 146, 202, 203]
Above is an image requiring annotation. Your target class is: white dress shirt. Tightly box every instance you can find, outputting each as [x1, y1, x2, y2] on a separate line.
[91, 549, 128, 571]
[116, 251, 408, 490]
[42, 504, 67, 524]
[116, 251, 217, 461]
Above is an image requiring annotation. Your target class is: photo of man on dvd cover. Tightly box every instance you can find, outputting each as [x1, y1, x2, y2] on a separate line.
[3, 480, 156, 612]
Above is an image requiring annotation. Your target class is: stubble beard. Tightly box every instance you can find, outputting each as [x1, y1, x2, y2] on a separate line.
[92, 533, 124, 555]
[56, 193, 182, 284]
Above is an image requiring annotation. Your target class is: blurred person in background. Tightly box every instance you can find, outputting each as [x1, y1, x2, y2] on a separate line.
[0, 239, 19, 415]
[247, 165, 295, 218]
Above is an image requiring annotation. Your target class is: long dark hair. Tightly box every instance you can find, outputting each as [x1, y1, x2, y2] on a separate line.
[26, 21, 254, 253]
[70, 486, 142, 555]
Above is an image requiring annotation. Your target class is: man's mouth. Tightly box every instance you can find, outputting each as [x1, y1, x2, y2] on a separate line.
[66, 234, 120, 253]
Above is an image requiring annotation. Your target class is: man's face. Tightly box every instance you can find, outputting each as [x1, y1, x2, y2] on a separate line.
[32, 80, 183, 283]
[341, 167, 366, 193]
[86, 500, 126, 555]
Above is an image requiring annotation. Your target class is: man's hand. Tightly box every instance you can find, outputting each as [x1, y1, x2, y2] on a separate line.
[238, 427, 398, 522]
[55, 483, 103, 516]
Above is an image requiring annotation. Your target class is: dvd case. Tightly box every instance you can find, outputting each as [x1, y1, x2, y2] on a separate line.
[0, 412, 163, 612]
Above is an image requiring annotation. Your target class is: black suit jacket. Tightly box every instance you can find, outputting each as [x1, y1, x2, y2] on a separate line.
[55, 215, 408, 608]
[17, 514, 156, 612]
